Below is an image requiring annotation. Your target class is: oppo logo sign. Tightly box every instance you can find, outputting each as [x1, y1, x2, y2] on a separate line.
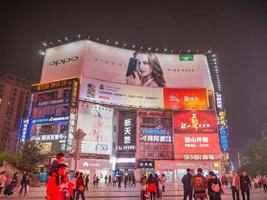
[49, 56, 79, 66]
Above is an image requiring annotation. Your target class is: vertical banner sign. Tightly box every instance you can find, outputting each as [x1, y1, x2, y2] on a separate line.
[117, 111, 136, 152]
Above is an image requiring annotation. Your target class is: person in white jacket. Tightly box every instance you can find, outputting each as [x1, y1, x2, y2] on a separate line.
[0, 171, 7, 195]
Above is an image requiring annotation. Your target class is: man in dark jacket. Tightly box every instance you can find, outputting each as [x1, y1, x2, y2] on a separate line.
[191, 168, 208, 200]
[181, 168, 193, 200]
[240, 170, 252, 200]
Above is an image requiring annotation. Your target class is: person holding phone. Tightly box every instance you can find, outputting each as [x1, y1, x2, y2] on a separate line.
[126, 51, 166, 87]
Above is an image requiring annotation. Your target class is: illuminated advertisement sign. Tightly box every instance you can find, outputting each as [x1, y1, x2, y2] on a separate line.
[31, 134, 67, 141]
[217, 110, 226, 126]
[79, 76, 163, 109]
[32, 116, 69, 124]
[173, 110, 217, 133]
[219, 126, 229, 151]
[117, 111, 136, 152]
[66, 109, 77, 152]
[32, 78, 79, 92]
[138, 161, 155, 168]
[76, 102, 113, 155]
[215, 93, 223, 109]
[41, 40, 213, 89]
[174, 134, 221, 157]
[137, 110, 173, 160]
[18, 117, 32, 143]
[163, 88, 208, 109]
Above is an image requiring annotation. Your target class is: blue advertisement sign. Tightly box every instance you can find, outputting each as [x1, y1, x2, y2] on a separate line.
[219, 126, 229, 151]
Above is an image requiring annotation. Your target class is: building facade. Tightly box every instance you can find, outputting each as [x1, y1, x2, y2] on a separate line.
[0, 74, 31, 152]
[20, 40, 229, 181]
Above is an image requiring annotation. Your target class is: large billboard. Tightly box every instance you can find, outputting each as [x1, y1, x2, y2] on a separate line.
[79, 76, 163, 109]
[137, 110, 173, 160]
[76, 102, 113, 155]
[173, 110, 217, 134]
[41, 40, 213, 89]
[163, 88, 208, 110]
[174, 134, 221, 159]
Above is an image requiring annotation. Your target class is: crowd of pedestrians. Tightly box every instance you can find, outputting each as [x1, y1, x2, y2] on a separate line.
[0, 170, 30, 197]
[140, 173, 167, 200]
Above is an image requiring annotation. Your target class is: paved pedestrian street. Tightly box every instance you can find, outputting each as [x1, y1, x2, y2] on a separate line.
[1, 183, 267, 200]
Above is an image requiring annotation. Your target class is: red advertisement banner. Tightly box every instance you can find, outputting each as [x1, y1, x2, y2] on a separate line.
[173, 110, 217, 133]
[163, 88, 208, 109]
[174, 134, 221, 157]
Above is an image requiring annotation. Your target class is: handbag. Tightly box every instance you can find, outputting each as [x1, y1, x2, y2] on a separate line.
[141, 184, 147, 191]
[78, 185, 84, 192]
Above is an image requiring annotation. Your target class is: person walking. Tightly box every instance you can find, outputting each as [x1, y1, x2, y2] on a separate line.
[207, 171, 222, 200]
[11, 172, 18, 188]
[154, 174, 160, 197]
[71, 172, 79, 200]
[181, 168, 193, 200]
[0, 171, 7, 195]
[85, 175, 89, 191]
[240, 170, 252, 200]
[104, 175, 108, 185]
[140, 175, 147, 200]
[108, 175, 112, 186]
[191, 168, 207, 200]
[147, 174, 157, 200]
[262, 175, 267, 192]
[230, 171, 240, 200]
[112, 176, 116, 186]
[19, 171, 30, 196]
[93, 174, 97, 187]
[76, 172, 85, 200]
[124, 174, 128, 188]
[160, 174, 167, 193]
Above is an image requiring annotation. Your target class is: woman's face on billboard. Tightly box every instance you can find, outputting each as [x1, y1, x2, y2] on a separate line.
[136, 54, 152, 77]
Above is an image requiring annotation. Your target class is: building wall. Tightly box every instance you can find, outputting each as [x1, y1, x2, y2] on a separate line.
[0, 74, 31, 152]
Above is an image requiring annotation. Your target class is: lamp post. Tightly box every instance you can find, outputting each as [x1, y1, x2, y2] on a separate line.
[73, 128, 86, 171]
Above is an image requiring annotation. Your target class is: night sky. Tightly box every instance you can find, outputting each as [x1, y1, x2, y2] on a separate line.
[1, 1, 267, 150]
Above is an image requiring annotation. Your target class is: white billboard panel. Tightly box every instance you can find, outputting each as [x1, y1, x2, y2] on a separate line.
[40, 40, 213, 89]
[76, 102, 113, 155]
[41, 41, 86, 82]
[80, 76, 163, 108]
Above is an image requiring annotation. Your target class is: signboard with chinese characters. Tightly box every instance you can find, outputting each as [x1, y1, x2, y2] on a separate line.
[32, 116, 70, 124]
[174, 134, 221, 158]
[173, 110, 217, 133]
[117, 111, 136, 153]
[217, 110, 226, 126]
[138, 161, 155, 169]
[79, 76, 163, 109]
[163, 88, 208, 110]
[215, 93, 223, 109]
[219, 126, 229, 151]
[18, 117, 32, 143]
[137, 110, 173, 160]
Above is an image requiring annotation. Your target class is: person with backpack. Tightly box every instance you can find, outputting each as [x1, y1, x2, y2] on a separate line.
[182, 168, 193, 200]
[48, 153, 65, 176]
[207, 171, 222, 200]
[191, 168, 207, 200]
[76, 172, 85, 200]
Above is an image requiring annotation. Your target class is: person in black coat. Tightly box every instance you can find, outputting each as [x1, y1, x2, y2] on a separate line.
[240, 169, 252, 200]
[207, 171, 222, 200]
[181, 168, 193, 200]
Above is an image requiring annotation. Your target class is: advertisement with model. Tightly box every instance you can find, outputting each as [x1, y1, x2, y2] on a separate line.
[41, 40, 213, 90]
[76, 102, 113, 155]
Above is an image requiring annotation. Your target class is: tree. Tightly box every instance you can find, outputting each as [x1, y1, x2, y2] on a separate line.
[0, 151, 21, 167]
[239, 139, 267, 176]
[17, 140, 47, 175]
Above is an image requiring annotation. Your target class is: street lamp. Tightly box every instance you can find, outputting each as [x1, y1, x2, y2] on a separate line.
[73, 128, 86, 171]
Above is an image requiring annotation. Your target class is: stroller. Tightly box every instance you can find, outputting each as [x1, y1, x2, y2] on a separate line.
[4, 183, 14, 196]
